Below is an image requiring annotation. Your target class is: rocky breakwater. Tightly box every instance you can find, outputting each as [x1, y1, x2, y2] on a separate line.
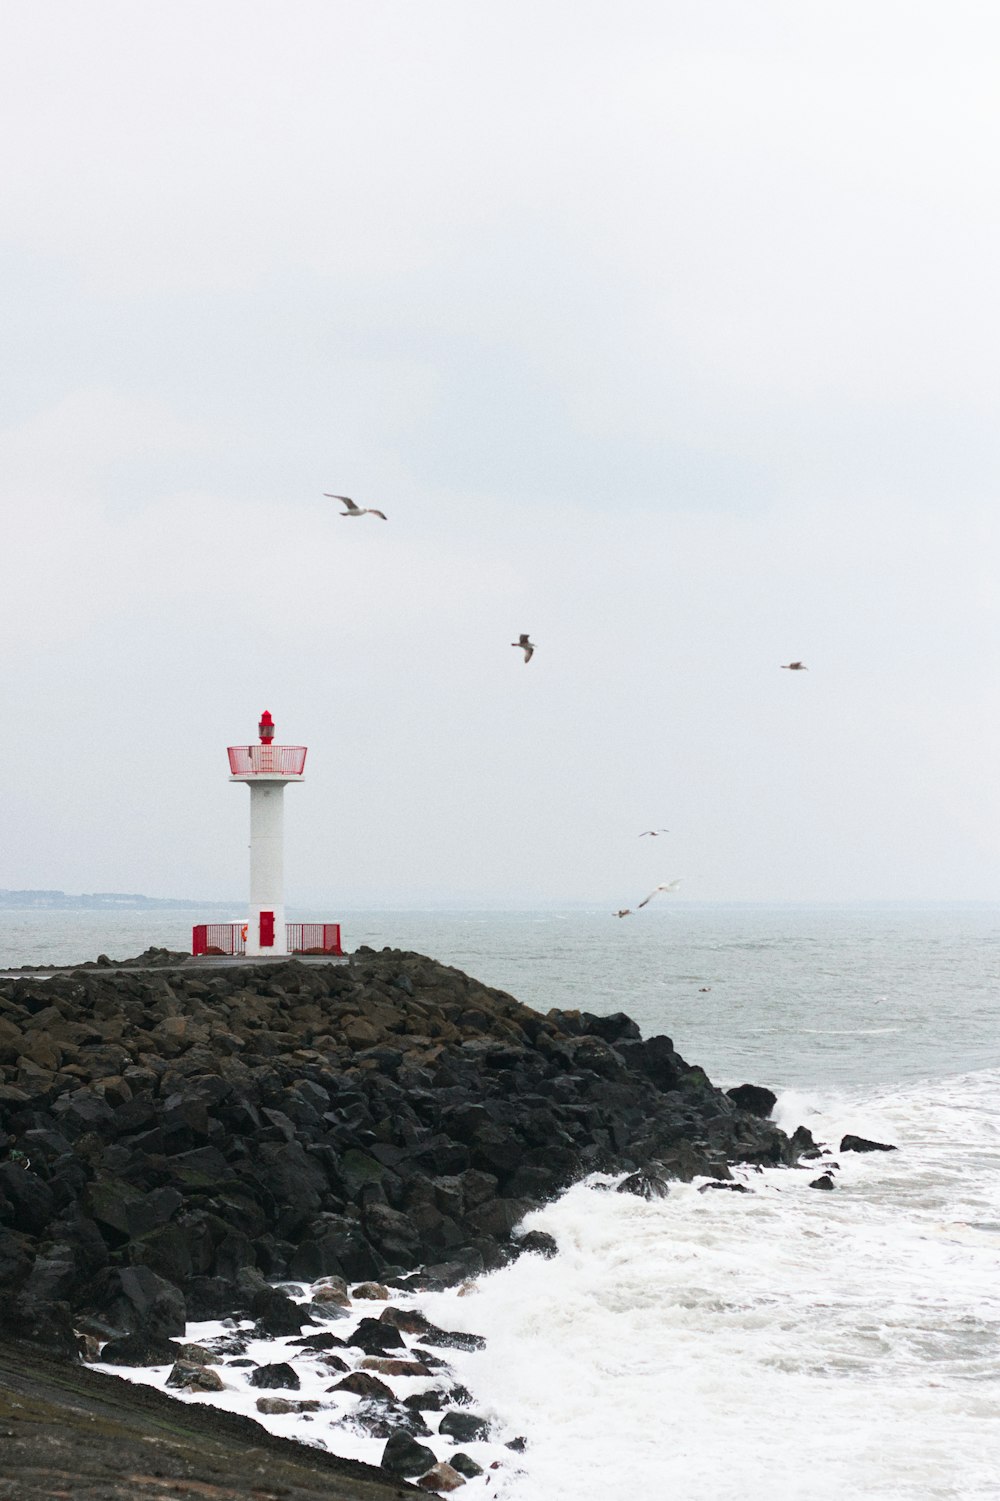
[0, 947, 803, 1357]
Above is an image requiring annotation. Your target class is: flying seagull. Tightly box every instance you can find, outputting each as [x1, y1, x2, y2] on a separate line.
[324, 494, 388, 520]
[636, 879, 683, 909]
[511, 634, 535, 663]
[613, 908, 632, 918]
[639, 829, 669, 837]
[780, 661, 807, 671]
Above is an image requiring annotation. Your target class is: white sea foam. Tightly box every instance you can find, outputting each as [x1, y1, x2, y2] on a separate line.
[413, 1075, 1000, 1500]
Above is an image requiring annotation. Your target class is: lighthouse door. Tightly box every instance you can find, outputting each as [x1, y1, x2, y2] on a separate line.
[259, 910, 275, 947]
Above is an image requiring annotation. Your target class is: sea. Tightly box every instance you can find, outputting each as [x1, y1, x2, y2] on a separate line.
[5, 903, 1000, 1499]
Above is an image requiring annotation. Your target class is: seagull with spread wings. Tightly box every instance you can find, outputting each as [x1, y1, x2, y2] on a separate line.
[636, 879, 683, 909]
[639, 829, 669, 837]
[780, 661, 807, 671]
[511, 634, 536, 663]
[325, 493, 388, 520]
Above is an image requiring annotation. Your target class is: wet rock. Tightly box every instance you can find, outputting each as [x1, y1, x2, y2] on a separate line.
[352, 1280, 390, 1299]
[361, 1356, 432, 1377]
[255, 1396, 322, 1414]
[417, 1461, 467, 1491]
[247, 1361, 300, 1389]
[166, 1359, 225, 1392]
[809, 1174, 836, 1191]
[381, 1431, 438, 1477]
[331, 1371, 395, 1400]
[99, 1332, 180, 1366]
[248, 1284, 309, 1337]
[450, 1452, 484, 1477]
[417, 1325, 486, 1353]
[617, 1171, 669, 1200]
[90, 1266, 186, 1342]
[840, 1134, 897, 1153]
[726, 1083, 777, 1118]
[515, 1229, 558, 1257]
[346, 1316, 407, 1354]
[437, 1410, 488, 1443]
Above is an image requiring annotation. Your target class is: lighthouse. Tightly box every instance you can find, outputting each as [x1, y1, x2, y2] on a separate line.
[227, 711, 305, 957]
[191, 713, 343, 961]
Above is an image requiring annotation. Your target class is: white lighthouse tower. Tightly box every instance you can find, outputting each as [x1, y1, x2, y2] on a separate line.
[191, 712, 343, 961]
[228, 710, 306, 958]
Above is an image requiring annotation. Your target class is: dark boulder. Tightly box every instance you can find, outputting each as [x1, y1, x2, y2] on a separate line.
[248, 1285, 309, 1337]
[439, 1410, 489, 1443]
[381, 1431, 438, 1478]
[515, 1229, 558, 1258]
[89, 1266, 186, 1341]
[840, 1134, 897, 1153]
[617, 1171, 669, 1200]
[726, 1084, 777, 1119]
[248, 1361, 300, 1389]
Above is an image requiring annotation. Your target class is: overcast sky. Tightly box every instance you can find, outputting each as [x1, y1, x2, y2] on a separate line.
[2, 1, 998, 909]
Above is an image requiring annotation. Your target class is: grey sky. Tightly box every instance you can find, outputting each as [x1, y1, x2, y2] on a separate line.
[2, 2, 998, 908]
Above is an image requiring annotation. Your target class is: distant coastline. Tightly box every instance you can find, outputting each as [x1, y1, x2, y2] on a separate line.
[0, 889, 208, 911]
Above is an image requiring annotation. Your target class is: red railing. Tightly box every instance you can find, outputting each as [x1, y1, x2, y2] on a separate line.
[192, 923, 247, 956]
[192, 921, 343, 957]
[227, 745, 307, 776]
[287, 923, 344, 955]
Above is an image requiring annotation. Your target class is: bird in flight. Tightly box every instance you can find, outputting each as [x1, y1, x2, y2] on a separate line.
[636, 879, 683, 909]
[511, 634, 535, 663]
[780, 661, 807, 671]
[639, 829, 669, 837]
[324, 494, 388, 520]
[613, 908, 632, 918]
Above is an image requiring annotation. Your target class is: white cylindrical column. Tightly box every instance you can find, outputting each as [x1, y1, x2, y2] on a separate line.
[247, 782, 288, 956]
[228, 712, 306, 960]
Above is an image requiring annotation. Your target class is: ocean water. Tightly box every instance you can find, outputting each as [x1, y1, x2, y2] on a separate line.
[12, 904, 1000, 1497]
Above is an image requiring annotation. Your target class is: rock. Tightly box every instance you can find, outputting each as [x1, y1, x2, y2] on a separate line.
[90, 1266, 186, 1342]
[255, 1396, 322, 1414]
[725, 1083, 777, 1118]
[166, 1360, 225, 1392]
[417, 1461, 467, 1491]
[248, 1285, 309, 1337]
[839, 1134, 897, 1153]
[450, 1452, 484, 1477]
[361, 1357, 432, 1377]
[381, 1431, 438, 1478]
[310, 1275, 351, 1305]
[809, 1174, 836, 1191]
[417, 1325, 486, 1352]
[352, 1280, 390, 1299]
[439, 1411, 489, 1443]
[404, 1389, 447, 1412]
[331, 1371, 395, 1400]
[247, 1361, 300, 1389]
[346, 1316, 407, 1354]
[100, 1332, 180, 1366]
[617, 1171, 669, 1200]
[514, 1229, 558, 1257]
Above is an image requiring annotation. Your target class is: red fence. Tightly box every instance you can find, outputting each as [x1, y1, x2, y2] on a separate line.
[287, 923, 344, 955]
[227, 745, 307, 776]
[192, 923, 247, 956]
[192, 921, 343, 957]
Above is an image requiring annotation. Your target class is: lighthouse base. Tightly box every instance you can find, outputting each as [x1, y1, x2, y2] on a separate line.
[191, 921, 344, 958]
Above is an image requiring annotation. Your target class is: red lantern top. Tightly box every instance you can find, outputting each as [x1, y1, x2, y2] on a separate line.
[258, 710, 275, 744]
